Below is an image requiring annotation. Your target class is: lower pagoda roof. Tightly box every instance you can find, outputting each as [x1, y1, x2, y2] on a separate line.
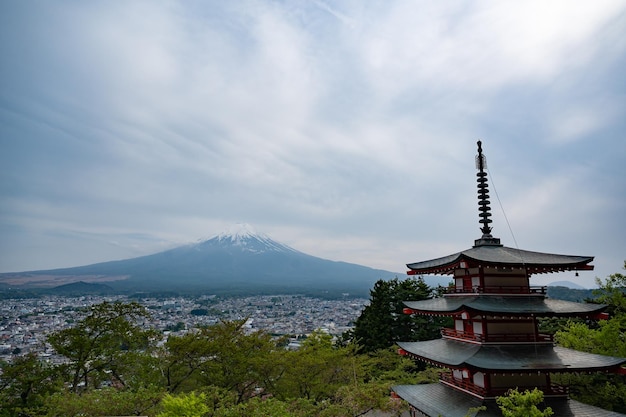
[392, 383, 626, 417]
[398, 339, 626, 372]
[406, 245, 594, 276]
[403, 296, 607, 317]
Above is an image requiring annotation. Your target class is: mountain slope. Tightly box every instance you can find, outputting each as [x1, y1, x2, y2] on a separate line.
[0, 225, 401, 296]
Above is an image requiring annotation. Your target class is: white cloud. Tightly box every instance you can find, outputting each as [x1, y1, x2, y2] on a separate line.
[0, 0, 624, 288]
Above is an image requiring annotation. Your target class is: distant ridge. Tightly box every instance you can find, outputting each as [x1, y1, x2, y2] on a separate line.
[0, 224, 403, 297]
[548, 280, 586, 290]
[46, 281, 115, 296]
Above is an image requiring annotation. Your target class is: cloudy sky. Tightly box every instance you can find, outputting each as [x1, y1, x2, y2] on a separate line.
[1, 1, 624, 288]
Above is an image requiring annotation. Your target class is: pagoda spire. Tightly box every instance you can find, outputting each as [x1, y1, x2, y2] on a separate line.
[474, 141, 501, 247]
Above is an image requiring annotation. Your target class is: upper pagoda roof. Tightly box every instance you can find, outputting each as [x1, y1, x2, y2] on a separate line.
[398, 339, 626, 372]
[406, 141, 594, 276]
[403, 295, 606, 317]
[406, 245, 594, 275]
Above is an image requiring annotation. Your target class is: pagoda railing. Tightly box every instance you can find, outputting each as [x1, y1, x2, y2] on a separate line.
[488, 384, 568, 398]
[441, 328, 553, 343]
[445, 286, 547, 295]
[440, 373, 568, 399]
[440, 373, 486, 398]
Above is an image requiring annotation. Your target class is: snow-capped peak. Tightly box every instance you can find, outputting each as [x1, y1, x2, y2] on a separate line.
[217, 223, 258, 241]
[211, 223, 299, 254]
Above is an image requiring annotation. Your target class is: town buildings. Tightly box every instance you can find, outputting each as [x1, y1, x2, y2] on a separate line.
[0, 294, 367, 363]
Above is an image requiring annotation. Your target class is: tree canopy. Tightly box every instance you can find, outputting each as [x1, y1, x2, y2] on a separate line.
[553, 261, 626, 413]
[352, 276, 446, 353]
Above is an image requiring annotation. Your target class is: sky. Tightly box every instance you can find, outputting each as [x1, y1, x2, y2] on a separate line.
[1, 1, 624, 289]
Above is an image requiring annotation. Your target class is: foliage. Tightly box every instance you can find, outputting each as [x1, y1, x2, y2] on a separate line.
[158, 318, 284, 402]
[46, 301, 159, 392]
[593, 260, 626, 318]
[157, 392, 209, 417]
[553, 261, 626, 413]
[360, 347, 435, 384]
[45, 386, 163, 417]
[272, 330, 355, 401]
[0, 298, 465, 417]
[352, 277, 445, 353]
[327, 381, 406, 416]
[0, 353, 61, 417]
[555, 318, 626, 357]
[496, 388, 553, 417]
[554, 373, 626, 413]
[215, 397, 301, 417]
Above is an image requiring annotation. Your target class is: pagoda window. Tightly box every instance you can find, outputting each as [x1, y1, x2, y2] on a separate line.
[473, 320, 484, 335]
[472, 276, 480, 289]
[454, 267, 480, 292]
[453, 369, 464, 380]
[473, 371, 485, 388]
[455, 319, 464, 332]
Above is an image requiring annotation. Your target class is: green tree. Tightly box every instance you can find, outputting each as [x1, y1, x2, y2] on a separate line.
[159, 319, 283, 401]
[0, 352, 61, 417]
[593, 260, 626, 318]
[160, 331, 214, 393]
[45, 386, 163, 417]
[352, 277, 442, 353]
[47, 301, 159, 392]
[496, 388, 553, 417]
[553, 262, 626, 413]
[157, 392, 209, 417]
[273, 330, 355, 402]
[196, 319, 283, 402]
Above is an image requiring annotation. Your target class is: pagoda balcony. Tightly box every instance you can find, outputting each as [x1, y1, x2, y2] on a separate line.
[439, 372, 486, 398]
[445, 285, 547, 295]
[441, 328, 554, 344]
[440, 373, 568, 399]
[488, 383, 568, 398]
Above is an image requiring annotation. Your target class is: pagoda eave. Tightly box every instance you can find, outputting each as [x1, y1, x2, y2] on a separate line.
[397, 340, 626, 373]
[392, 383, 626, 417]
[402, 296, 608, 318]
[406, 246, 594, 276]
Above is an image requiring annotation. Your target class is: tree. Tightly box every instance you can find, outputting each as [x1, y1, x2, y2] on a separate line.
[352, 277, 443, 353]
[273, 330, 355, 402]
[47, 301, 159, 392]
[159, 331, 214, 393]
[553, 262, 626, 413]
[157, 392, 209, 417]
[159, 319, 284, 401]
[496, 388, 553, 417]
[0, 352, 61, 417]
[45, 386, 163, 417]
[593, 260, 626, 319]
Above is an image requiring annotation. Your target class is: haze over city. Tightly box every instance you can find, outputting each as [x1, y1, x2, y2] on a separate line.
[1, 1, 625, 289]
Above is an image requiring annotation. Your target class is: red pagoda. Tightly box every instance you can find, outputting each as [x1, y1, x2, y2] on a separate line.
[392, 141, 626, 417]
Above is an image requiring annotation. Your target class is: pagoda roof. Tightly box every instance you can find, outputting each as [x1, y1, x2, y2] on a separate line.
[407, 245, 594, 276]
[398, 339, 626, 372]
[403, 296, 607, 317]
[392, 383, 626, 417]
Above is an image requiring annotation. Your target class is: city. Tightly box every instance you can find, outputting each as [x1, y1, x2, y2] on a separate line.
[0, 294, 369, 363]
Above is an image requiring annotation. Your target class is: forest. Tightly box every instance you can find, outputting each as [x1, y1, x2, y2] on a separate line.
[1, 265, 625, 417]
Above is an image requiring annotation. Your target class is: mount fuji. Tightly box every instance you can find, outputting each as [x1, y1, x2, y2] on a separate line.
[0, 224, 402, 296]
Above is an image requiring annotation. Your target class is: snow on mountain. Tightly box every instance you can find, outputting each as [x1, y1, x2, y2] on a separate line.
[211, 223, 299, 254]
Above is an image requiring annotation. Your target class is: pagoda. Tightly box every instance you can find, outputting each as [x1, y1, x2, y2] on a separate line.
[392, 141, 626, 417]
